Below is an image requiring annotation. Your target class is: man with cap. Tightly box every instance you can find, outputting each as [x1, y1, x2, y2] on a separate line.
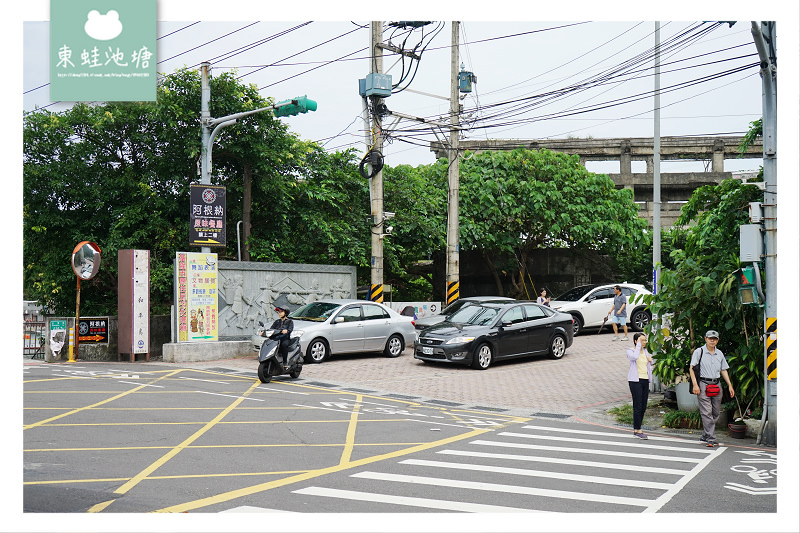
[689, 330, 735, 447]
[269, 306, 294, 365]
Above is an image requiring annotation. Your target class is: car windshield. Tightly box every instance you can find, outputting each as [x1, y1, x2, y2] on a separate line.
[448, 305, 499, 326]
[290, 302, 340, 322]
[554, 286, 595, 302]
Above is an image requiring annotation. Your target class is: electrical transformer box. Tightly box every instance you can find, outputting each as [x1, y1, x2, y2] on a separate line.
[362, 73, 392, 97]
[739, 224, 763, 262]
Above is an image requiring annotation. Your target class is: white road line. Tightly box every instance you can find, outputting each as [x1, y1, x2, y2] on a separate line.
[196, 391, 264, 402]
[117, 381, 163, 388]
[293, 486, 541, 512]
[437, 449, 689, 476]
[258, 388, 308, 395]
[643, 447, 727, 512]
[399, 458, 674, 490]
[522, 424, 702, 444]
[350, 472, 654, 507]
[499, 431, 714, 455]
[178, 377, 230, 384]
[220, 506, 296, 513]
[470, 440, 704, 464]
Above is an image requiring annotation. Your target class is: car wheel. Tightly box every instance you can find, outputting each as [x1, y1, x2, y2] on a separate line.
[384, 334, 404, 358]
[571, 315, 583, 336]
[304, 339, 329, 364]
[549, 335, 566, 359]
[631, 309, 651, 331]
[471, 343, 493, 370]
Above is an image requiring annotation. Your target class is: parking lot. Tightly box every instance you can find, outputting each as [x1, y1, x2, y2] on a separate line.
[153, 329, 636, 420]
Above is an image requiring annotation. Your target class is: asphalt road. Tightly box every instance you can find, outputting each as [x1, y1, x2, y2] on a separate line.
[20, 331, 781, 530]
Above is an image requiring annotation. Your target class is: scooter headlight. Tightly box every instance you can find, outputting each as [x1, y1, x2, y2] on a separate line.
[291, 330, 304, 339]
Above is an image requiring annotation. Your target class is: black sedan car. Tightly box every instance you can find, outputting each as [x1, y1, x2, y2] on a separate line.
[413, 301, 574, 370]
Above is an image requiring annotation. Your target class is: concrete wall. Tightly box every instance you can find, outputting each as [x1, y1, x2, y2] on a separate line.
[45, 315, 171, 362]
[216, 261, 357, 340]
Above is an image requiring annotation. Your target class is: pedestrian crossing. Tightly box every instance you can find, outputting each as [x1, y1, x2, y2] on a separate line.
[288, 421, 723, 513]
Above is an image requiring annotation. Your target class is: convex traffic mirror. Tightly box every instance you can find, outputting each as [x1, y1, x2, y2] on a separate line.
[72, 241, 102, 280]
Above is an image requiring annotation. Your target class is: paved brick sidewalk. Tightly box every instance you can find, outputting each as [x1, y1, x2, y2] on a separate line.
[153, 331, 636, 418]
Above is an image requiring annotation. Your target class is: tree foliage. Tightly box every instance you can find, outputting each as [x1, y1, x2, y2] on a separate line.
[23, 69, 299, 315]
[430, 148, 648, 296]
[643, 179, 764, 408]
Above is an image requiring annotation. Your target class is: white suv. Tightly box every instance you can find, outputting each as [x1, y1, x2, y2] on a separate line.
[549, 283, 651, 336]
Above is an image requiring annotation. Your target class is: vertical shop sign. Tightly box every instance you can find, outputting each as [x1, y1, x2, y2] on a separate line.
[190, 184, 226, 247]
[175, 252, 218, 342]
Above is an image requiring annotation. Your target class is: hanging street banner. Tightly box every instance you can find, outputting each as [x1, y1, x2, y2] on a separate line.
[190, 184, 227, 247]
[50, 0, 157, 102]
[175, 252, 218, 342]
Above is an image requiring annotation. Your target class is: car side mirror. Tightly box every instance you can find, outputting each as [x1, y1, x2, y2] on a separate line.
[334, 317, 345, 324]
[502, 321, 512, 328]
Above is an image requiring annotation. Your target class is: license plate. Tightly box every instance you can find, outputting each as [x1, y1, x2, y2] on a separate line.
[422, 347, 433, 355]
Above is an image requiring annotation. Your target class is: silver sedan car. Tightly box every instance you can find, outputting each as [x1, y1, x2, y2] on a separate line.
[252, 299, 416, 364]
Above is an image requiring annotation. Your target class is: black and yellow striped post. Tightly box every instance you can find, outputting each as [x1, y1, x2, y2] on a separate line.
[446, 280, 459, 306]
[766, 317, 776, 380]
[369, 284, 384, 303]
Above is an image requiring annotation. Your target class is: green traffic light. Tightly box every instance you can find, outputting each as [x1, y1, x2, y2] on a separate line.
[274, 95, 317, 117]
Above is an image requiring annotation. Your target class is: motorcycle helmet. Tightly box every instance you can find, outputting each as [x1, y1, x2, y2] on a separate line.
[274, 306, 290, 315]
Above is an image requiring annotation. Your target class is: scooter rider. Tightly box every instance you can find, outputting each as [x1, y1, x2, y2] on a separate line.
[269, 306, 294, 365]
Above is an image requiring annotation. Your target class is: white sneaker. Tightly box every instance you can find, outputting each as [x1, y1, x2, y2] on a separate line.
[612, 336, 619, 341]
[621, 336, 629, 341]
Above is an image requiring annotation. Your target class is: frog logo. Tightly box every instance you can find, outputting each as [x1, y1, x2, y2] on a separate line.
[84, 10, 123, 41]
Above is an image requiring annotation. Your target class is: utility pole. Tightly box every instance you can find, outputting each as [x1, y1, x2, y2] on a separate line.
[445, 21, 460, 306]
[751, 21, 777, 446]
[369, 21, 385, 303]
[652, 22, 662, 294]
[200, 62, 212, 255]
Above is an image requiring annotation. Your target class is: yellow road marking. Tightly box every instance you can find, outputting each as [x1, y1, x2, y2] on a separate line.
[339, 394, 362, 465]
[87, 499, 116, 513]
[26, 441, 428, 453]
[23, 370, 183, 430]
[154, 428, 490, 513]
[111, 380, 261, 497]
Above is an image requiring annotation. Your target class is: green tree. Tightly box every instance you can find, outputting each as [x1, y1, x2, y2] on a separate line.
[644, 179, 764, 409]
[23, 69, 302, 316]
[427, 148, 648, 297]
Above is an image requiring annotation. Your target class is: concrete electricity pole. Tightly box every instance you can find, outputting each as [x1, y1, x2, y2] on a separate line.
[445, 21, 461, 306]
[369, 21, 386, 303]
[751, 21, 777, 446]
[652, 22, 662, 294]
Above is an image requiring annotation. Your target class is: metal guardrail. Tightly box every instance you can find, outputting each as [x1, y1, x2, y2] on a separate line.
[23, 322, 46, 359]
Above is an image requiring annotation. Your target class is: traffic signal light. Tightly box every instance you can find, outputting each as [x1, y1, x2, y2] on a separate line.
[273, 96, 317, 117]
[738, 265, 762, 306]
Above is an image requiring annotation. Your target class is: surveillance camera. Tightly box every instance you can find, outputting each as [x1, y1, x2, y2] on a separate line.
[384, 212, 395, 219]
[386, 226, 393, 234]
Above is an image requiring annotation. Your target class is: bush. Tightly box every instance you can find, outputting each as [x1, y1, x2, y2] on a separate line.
[608, 404, 634, 425]
[662, 409, 702, 429]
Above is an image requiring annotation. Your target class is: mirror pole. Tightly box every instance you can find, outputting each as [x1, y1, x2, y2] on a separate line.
[72, 277, 80, 362]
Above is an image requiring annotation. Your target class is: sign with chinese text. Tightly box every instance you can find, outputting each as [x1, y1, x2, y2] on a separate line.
[50, 0, 156, 102]
[78, 317, 109, 344]
[132, 250, 150, 353]
[190, 184, 227, 247]
[175, 252, 218, 342]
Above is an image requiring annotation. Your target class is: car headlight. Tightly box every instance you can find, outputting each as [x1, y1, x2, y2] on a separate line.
[444, 336, 475, 345]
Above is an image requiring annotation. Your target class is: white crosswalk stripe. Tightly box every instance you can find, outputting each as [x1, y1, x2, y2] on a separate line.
[290, 421, 725, 513]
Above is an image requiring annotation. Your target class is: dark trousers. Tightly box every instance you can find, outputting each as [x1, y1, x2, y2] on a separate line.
[629, 379, 650, 430]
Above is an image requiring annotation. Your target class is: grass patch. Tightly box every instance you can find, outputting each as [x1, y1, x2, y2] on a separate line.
[608, 403, 634, 425]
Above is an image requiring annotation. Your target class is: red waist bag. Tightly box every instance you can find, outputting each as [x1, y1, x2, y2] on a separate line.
[705, 383, 721, 397]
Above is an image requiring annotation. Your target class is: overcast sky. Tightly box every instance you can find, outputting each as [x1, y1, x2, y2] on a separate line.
[9, 3, 800, 532]
[23, 17, 768, 174]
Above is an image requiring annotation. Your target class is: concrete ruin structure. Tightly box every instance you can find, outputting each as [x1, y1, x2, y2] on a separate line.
[431, 136, 763, 227]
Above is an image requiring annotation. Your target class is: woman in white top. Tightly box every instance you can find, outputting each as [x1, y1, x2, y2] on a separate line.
[626, 333, 654, 439]
[536, 288, 550, 307]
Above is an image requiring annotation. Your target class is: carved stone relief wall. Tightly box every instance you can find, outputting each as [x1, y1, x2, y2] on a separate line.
[216, 261, 356, 339]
